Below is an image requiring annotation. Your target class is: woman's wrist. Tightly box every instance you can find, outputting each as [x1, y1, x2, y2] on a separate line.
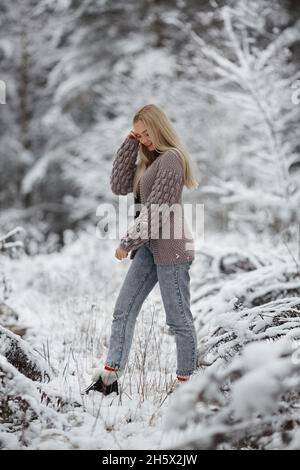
[119, 241, 130, 252]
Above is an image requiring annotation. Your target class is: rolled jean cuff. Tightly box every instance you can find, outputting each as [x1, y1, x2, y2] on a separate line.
[176, 369, 194, 377]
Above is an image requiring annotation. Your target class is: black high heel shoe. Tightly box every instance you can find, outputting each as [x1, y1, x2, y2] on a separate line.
[81, 376, 119, 396]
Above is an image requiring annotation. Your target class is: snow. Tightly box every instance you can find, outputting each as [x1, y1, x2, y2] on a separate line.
[132, 50, 176, 81]
[1, 226, 299, 450]
[0, 230, 181, 449]
[1, 0, 300, 451]
[231, 340, 293, 418]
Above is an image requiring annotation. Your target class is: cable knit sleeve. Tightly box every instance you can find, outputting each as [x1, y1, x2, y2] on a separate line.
[119, 151, 184, 253]
[110, 136, 140, 195]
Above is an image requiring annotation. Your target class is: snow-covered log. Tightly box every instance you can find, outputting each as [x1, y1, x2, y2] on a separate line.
[0, 325, 50, 382]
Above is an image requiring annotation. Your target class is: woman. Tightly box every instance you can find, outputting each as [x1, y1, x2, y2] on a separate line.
[85, 104, 199, 396]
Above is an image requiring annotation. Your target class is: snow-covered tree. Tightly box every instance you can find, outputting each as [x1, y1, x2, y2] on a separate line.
[166, 0, 300, 234]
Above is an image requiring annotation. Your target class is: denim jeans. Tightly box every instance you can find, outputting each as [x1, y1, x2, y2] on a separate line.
[105, 240, 198, 377]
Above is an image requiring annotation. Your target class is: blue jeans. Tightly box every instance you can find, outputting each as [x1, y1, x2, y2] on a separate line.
[105, 240, 198, 377]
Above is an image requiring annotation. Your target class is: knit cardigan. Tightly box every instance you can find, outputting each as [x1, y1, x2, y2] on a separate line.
[110, 135, 195, 265]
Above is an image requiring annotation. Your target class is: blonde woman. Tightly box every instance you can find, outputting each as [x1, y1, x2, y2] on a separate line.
[84, 104, 199, 396]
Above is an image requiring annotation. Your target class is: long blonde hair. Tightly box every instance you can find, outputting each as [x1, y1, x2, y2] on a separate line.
[132, 104, 199, 193]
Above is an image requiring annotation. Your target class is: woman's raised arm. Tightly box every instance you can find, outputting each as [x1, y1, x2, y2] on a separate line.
[110, 132, 139, 195]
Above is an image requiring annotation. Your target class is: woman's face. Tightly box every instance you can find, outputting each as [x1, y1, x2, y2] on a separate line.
[133, 120, 155, 151]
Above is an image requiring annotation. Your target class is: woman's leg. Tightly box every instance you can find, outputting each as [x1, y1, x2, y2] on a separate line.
[157, 260, 198, 378]
[105, 241, 158, 371]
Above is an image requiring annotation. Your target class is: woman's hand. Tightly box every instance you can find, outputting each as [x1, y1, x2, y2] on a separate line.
[115, 245, 129, 260]
[128, 130, 138, 140]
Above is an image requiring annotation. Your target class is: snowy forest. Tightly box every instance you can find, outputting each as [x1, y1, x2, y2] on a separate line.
[1, 0, 300, 451]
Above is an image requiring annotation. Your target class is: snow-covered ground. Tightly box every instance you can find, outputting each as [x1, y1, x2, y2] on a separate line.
[0, 228, 198, 450]
[1, 227, 300, 450]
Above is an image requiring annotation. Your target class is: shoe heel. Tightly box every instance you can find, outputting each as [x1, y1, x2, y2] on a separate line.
[81, 377, 119, 396]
